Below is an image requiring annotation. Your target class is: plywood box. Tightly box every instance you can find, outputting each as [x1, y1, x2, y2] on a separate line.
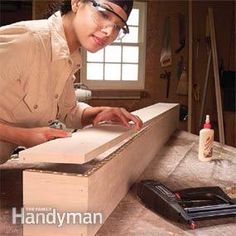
[23, 103, 179, 236]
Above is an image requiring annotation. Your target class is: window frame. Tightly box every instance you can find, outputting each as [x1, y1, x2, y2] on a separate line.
[80, 1, 147, 90]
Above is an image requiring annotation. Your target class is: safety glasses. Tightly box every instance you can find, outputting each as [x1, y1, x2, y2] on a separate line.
[89, 0, 129, 40]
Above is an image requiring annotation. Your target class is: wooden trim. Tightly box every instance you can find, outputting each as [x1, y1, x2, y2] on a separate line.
[23, 103, 179, 236]
[208, 8, 225, 144]
[188, 0, 193, 132]
[199, 50, 211, 128]
[91, 89, 148, 100]
[19, 103, 179, 164]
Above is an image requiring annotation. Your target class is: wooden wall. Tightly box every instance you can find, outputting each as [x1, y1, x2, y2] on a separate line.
[191, 1, 235, 146]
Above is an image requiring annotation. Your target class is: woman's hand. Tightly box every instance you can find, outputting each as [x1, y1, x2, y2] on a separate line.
[0, 122, 71, 148]
[82, 106, 143, 130]
[17, 127, 71, 147]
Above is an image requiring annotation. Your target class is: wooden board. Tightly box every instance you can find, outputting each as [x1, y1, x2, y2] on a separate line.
[19, 103, 178, 164]
[188, 0, 193, 132]
[208, 8, 225, 144]
[23, 103, 179, 236]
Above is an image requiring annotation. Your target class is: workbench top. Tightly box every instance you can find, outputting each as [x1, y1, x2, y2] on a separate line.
[0, 130, 235, 235]
[97, 130, 236, 235]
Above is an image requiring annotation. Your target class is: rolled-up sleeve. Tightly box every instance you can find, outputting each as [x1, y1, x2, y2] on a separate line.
[57, 76, 90, 129]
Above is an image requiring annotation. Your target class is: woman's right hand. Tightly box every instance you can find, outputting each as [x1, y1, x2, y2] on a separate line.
[17, 127, 72, 147]
[1, 123, 71, 148]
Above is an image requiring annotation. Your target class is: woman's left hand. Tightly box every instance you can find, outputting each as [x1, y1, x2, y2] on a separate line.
[82, 106, 143, 130]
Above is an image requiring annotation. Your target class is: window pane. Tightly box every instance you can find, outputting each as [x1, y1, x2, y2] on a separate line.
[122, 26, 139, 43]
[127, 9, 139, 26]
[105, 64, 121, 80]
[122, 64, 138, 81]
[87, 63, 103, 80]
[123, 46, 139, 63]
[105, 45, 121, 62]
[87, 49, 104, 62]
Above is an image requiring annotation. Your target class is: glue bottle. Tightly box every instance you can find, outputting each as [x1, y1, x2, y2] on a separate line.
[198, 115, 214, 161]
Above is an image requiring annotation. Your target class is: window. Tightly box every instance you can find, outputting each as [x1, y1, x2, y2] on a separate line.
[80, 2, 147, 90]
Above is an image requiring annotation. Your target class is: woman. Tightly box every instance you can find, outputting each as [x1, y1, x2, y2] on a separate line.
[0, 0, 143, 164]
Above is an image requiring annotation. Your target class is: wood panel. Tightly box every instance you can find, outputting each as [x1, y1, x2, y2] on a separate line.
[19, 103, 178, 164]
[208, 8, 225, 144]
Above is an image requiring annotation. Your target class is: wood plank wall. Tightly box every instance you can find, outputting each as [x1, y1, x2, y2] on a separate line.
[192, 1, 235, 146]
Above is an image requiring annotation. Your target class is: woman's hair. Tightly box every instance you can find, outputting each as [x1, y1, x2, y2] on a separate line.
[44, 0, 133, 18]
[44, 0, 75, 18]
[60, 1, 73, 15]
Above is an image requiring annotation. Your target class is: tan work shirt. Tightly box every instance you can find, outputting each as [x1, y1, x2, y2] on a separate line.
[0, 12, 90, 162]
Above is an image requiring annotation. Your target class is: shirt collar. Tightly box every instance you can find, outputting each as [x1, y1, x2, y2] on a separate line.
[48, 11, 81, 66]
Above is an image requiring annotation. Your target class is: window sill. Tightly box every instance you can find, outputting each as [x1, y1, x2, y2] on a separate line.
[91, 89, 148, 100]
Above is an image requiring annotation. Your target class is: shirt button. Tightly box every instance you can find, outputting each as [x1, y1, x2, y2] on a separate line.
[55, 94, 59, 99]
[68, 59, 73, 66]
[33, 104, 38, 109]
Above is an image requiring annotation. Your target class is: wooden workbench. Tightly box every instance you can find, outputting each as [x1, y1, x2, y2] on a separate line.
[0, 130, 236, 235]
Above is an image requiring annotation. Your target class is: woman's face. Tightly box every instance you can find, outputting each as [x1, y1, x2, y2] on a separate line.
[71, 0, 128, 53]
